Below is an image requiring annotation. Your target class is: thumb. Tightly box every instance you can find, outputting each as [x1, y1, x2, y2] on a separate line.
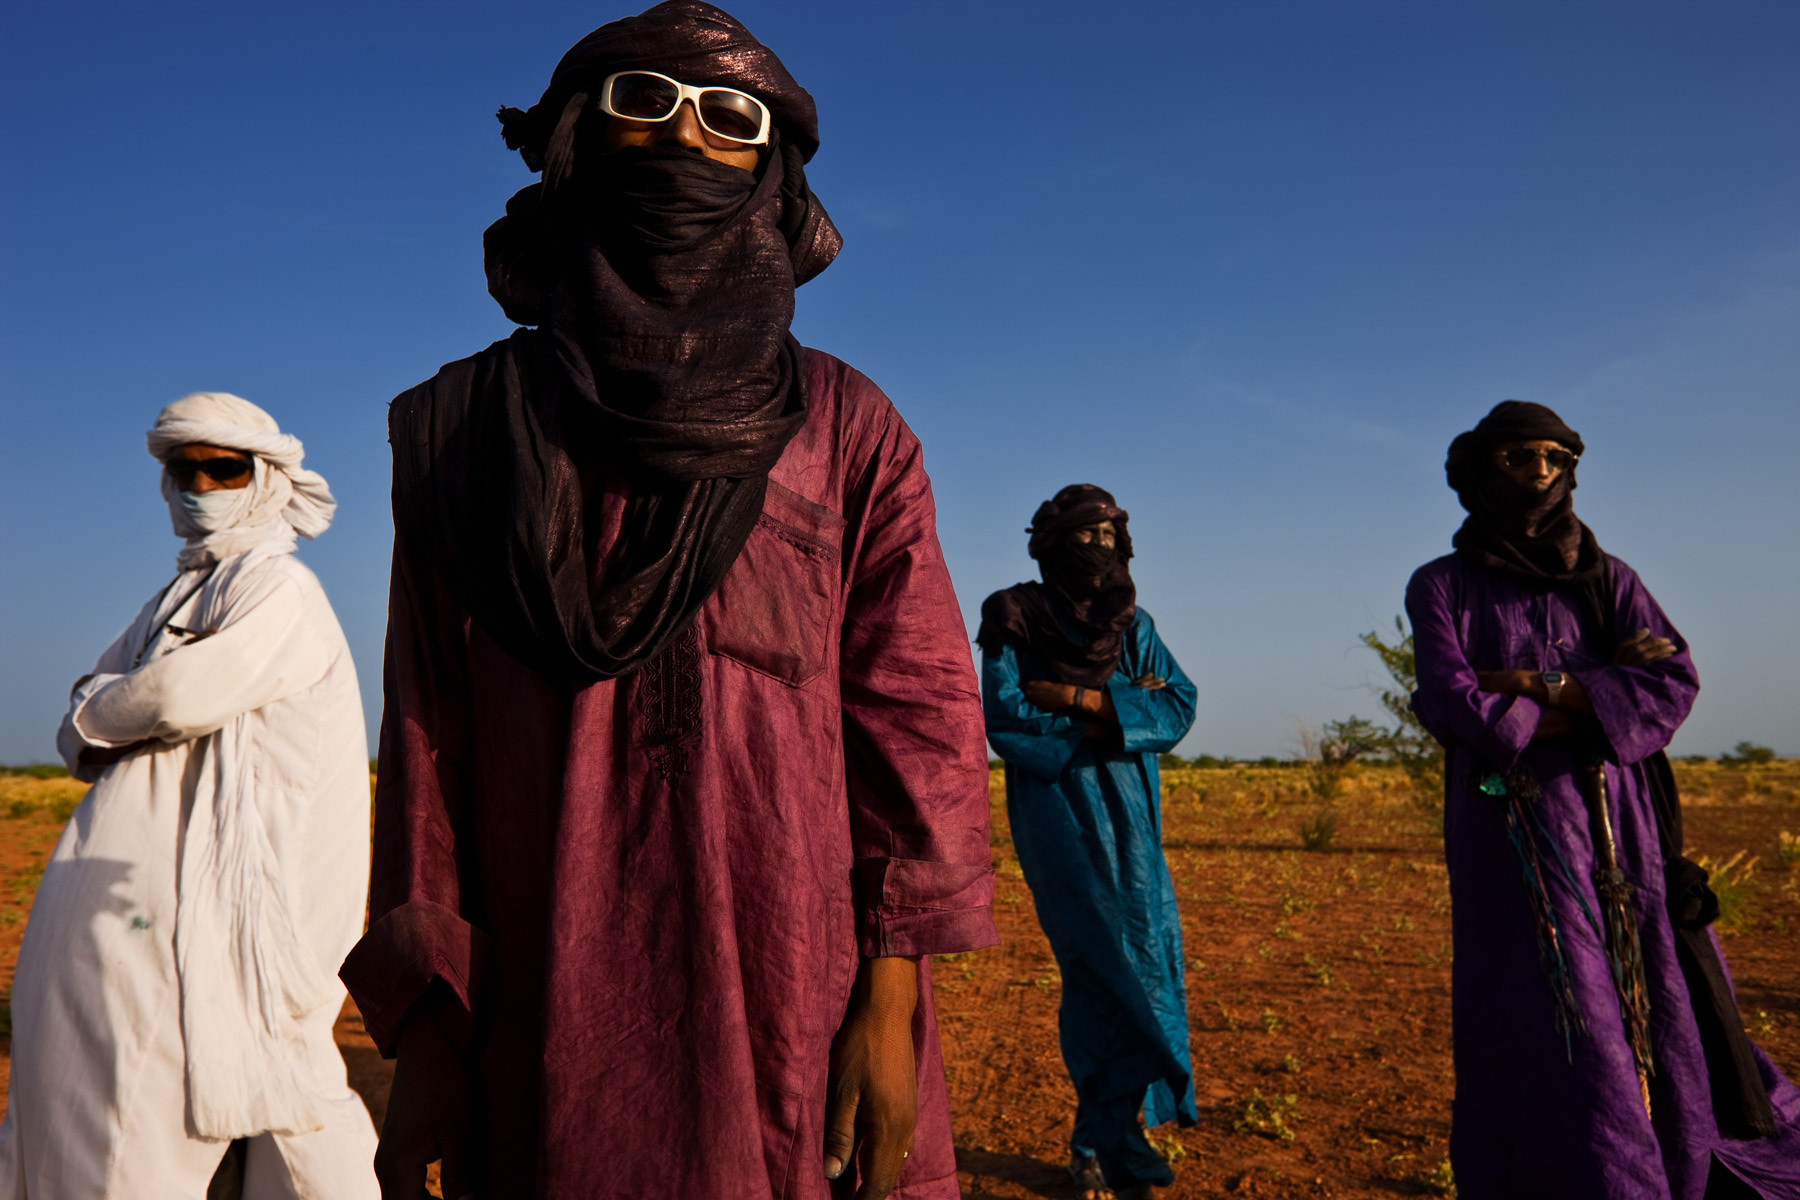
[824, 1082, 860, 1179]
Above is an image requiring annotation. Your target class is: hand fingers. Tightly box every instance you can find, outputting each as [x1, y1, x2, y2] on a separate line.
[854, 1121, 915, 1200]
[823, 1082, 860, 1180]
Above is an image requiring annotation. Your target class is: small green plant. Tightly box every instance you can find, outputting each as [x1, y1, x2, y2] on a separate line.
[1692, 850, 1758, 933]
[1775, 831, 1799, 871]
[1233, 1090, 1299, 1142]
[1755, 1011, 1775, 1035]
[1299, 809, 1339, 852]
[1416, 1157, 1457, 1195]
[1149, 1134, 1187, 1163]
[1279, 893, 1314, 916]
[1720, 742, 1777, 768]
[1303, 955, 1334, 987]
[1393, 914, 1415, 933]
[1280, 1053, 1302, 1074]
[7, 800, 35, 819]
[1260, 1007, 1282, 1033]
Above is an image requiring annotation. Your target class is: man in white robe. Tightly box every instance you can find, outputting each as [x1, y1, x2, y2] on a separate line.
[0, 393, 379, 1199]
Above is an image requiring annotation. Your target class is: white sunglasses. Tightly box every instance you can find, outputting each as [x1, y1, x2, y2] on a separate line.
[598, 70, 772, 146]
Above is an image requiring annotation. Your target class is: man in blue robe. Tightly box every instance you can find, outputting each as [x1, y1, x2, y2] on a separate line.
[977, 484, 1198, 1200]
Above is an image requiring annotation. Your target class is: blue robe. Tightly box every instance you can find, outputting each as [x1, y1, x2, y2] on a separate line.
[982, 608, 1198, 1182]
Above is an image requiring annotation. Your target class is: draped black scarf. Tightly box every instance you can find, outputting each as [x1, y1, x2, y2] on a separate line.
[976, 484, 1137, 688]
[1445, 400, 1776, 1138]
[1446, 399, 1608, 623]
[389, 1, 842, 683]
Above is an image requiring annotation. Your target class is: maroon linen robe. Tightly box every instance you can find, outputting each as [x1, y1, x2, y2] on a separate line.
[342, 348, 998, 1199]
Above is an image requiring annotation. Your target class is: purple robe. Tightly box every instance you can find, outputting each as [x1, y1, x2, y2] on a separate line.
[1407, 553, 1800, 1199]
[342, 349, 998, 1199]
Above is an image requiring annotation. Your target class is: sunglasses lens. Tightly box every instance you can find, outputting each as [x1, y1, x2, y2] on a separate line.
[1501, 447, 1575, 471]
[202, 458, 253, 482]
[697, 89, 765, 141]
[168, 457, 251, 486]
[609, 73, 681, 121]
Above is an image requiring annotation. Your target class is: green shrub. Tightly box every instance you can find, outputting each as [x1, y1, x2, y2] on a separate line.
[1299, 809, 1338, 852]
[1721, 742, 1777, 768]
[1360, 618, 1447, 811]
[1693, 850, 1758, 933]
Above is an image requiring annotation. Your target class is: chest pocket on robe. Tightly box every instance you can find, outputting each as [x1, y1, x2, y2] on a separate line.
[700, 479, 845, 688]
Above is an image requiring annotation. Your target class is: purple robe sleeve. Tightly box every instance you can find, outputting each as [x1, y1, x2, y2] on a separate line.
[1406, 562, 1543, 772]
[1574, 559, 1699, 765]
[838, 388, 998, 960]
[339, 544, 486, 1055]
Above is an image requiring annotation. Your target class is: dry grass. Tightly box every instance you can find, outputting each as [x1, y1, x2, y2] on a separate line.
[0, 774, 87, 824]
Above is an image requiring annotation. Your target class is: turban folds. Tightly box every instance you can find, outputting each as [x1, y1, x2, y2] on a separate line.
[148, 392, 335, 570]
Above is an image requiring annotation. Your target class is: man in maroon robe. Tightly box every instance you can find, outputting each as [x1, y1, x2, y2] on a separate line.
[339, 6, 996, 1198]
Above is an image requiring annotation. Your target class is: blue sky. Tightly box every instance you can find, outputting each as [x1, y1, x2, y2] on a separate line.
[3, 0, 1796, 762]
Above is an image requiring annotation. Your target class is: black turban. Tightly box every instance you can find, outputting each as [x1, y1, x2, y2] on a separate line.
[977, 485, 1138, 688]
[486, 0, 841, 322]
[1445, 399, 1607, 613]
[389, 1, 841, 688]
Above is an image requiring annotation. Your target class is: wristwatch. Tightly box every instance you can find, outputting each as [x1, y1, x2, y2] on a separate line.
[1542, 671, 1565, 708]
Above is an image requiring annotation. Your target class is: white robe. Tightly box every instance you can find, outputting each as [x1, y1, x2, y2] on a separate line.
[0, 548, 378, 1199]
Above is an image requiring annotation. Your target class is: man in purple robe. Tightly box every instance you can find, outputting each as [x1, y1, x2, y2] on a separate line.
[338, 5, 996, 1197]
[1407, 401, 1800, 1199]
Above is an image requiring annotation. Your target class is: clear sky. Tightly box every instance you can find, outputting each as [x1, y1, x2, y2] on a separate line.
[3, 0, 1796, 763]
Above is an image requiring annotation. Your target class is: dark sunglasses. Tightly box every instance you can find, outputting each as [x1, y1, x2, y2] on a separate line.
[166, 457, 253, 487]
[1499, 446, 1577, 472]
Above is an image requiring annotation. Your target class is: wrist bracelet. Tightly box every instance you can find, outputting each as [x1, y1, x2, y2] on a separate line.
[1073, 686, 1087, 711]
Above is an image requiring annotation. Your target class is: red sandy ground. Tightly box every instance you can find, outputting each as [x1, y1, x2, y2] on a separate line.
[3, 765, 1796, 1199]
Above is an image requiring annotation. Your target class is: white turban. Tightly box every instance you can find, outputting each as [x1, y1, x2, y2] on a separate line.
[147, 392, 336, 569]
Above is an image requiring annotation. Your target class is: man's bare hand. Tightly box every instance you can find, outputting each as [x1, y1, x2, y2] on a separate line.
[1614, 627, 1677, 668]
[375, 1011, 473, 1200]
[824, 956, 918, 1200]
[1131, 674, 1166, 690]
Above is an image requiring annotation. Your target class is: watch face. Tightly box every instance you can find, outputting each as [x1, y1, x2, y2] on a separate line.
[1544, 671, 1564, 684]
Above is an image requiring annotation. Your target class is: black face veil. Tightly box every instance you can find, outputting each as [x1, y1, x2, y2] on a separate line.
[388, 0, 843, 683]
[1446, 399, 1603, 592]
[976, 484, 1138, 688]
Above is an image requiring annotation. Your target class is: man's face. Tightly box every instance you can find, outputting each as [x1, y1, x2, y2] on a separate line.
[1068, 521, 1117, 551]
[165, 443, 253, 493]
[1492, 439, 1576, 494]
[599, 101, 761, 172]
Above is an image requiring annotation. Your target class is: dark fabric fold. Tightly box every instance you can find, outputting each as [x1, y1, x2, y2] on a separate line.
[977, 484, 1136, 688]
[392, 1, 839, 683]
[1643, 751, 1777, 1139]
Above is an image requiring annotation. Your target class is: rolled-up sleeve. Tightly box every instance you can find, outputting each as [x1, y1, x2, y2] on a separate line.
[72, 576, 329, 747]
[1406, 565, 1542, 773]
[1576, 561, 1699, 766]
[837, 374, 997, 960]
